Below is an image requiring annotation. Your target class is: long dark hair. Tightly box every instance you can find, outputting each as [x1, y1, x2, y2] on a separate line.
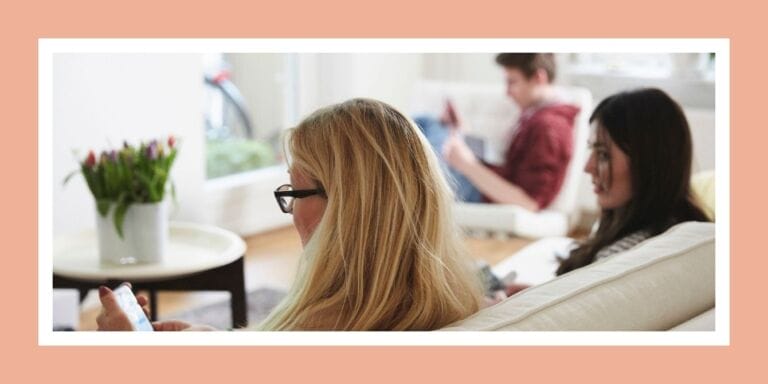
[556, 88, 710, 275]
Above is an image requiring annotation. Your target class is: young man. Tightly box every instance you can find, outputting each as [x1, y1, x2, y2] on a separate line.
[417, 53, 579, 211]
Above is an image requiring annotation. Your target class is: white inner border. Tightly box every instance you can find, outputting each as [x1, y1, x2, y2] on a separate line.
[38, 38, 730, 346]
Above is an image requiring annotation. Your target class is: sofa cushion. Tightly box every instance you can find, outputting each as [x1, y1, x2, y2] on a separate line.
[442, 221, 715, 331]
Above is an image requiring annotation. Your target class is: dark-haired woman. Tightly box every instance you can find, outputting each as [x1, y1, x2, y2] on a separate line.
[489, 88, 711, 301]
[555, 87, 711, 275]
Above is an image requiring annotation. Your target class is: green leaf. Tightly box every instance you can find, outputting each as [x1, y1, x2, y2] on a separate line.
[113, 193, 129, 239]
[82, 164, 101, 198]
[62, 169, 81, 186]
[169, 180, 178, 213]
[96, 199, 111, 217]
[136, 172, 159, 202]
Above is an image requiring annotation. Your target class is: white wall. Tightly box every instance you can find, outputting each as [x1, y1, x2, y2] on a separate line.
[685, 107, 716, 172]
[563, 72, 715, 110]
[299, 53, 424, 114]
[422, 53, 501, 83]
[226, 53, 291, 142]
[53, 53, 206, 236]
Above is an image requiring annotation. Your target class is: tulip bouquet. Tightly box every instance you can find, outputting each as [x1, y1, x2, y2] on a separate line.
[65, 136, 178, 238]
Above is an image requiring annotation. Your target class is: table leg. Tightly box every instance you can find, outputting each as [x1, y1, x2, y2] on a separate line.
[149, 289, 158, 321]
[78, 289, 89, 303]
[230, 257, 247, 328]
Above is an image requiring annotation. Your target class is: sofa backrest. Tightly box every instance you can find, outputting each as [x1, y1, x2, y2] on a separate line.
[547, 87, 592, 215]
[441, 221, 715, 331]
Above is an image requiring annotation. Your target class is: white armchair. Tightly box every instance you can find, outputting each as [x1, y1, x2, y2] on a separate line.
[410, 80, 593, 238]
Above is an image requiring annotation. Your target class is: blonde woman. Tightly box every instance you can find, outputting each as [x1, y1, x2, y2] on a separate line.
[97, 98, 484, 331]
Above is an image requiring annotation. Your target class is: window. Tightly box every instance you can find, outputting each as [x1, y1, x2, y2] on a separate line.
[563, 53, 714, 79]
[203, 53, 299, 179]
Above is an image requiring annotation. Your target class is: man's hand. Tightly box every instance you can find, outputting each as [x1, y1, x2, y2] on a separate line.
[442, 132, 480, 174]
[441, 100, 459, 126]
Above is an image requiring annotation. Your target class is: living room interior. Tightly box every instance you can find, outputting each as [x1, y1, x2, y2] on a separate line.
[49, 49, 718, 333]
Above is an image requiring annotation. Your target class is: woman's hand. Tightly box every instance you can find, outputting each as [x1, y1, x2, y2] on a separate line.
[96, 283, 219, 331]
[151, 320, 217, 331]
[151, 320, 193, 331]
[482, 283, 533, 308]
[504, 283, 531, 296]
[96, 284, 147, 331]
[483, 290, 509, 307]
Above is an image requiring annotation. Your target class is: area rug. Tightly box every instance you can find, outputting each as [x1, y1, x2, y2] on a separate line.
[160, 287, 286, 330]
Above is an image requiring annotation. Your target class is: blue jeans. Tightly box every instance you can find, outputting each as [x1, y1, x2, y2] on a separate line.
[413, 115, 483, 203]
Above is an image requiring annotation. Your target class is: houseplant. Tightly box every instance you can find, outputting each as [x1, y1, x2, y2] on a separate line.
[65, 136, 179, 265]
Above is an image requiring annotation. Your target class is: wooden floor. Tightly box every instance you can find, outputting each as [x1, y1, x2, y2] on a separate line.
[75, 226, 533, 330]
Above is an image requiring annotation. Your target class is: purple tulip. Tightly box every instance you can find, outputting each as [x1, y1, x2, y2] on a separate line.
[109, 150, 118, 162]
[146, 141, 158, 160]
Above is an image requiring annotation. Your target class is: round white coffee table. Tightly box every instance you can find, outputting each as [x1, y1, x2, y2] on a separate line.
[53, 222, 249, 328]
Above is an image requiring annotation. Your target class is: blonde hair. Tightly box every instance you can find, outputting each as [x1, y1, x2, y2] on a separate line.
[258, 98, 483, 330]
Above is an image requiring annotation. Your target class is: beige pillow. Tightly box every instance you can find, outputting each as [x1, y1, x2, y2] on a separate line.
[691, 170, 715, 220]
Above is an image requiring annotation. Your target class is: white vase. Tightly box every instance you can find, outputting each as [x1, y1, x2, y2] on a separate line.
[96, 200, 169, 265]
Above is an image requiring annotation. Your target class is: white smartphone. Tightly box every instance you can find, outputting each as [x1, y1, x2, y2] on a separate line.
[113, 284, 154, 332]
[501, 270, 518, 285]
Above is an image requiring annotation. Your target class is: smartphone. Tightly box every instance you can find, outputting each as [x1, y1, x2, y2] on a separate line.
[464, 135, 487, 161]
[113, 284, 154, 331]
[501, 270, 518, 285]
[444, 99, 459, 128]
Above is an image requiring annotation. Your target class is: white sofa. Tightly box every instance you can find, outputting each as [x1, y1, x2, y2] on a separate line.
[410, 80, 593, 238]
[442, 221, 716, 331]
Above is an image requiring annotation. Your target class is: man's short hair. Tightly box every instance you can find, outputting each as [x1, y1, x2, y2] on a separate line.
[495, 53, 556, 82]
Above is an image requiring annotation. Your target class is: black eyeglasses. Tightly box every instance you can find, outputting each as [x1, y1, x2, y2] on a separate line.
[274, 184, 325, 214]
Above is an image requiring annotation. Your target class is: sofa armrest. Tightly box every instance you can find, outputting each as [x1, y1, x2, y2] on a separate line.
[668, 308, 716, 331]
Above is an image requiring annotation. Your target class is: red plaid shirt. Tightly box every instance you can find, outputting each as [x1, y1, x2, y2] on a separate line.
[485, 103, 580, 209]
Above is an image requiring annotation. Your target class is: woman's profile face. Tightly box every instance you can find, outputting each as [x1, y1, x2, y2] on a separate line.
[289, 168, 327, 246]
[584, 126, 632, 210]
